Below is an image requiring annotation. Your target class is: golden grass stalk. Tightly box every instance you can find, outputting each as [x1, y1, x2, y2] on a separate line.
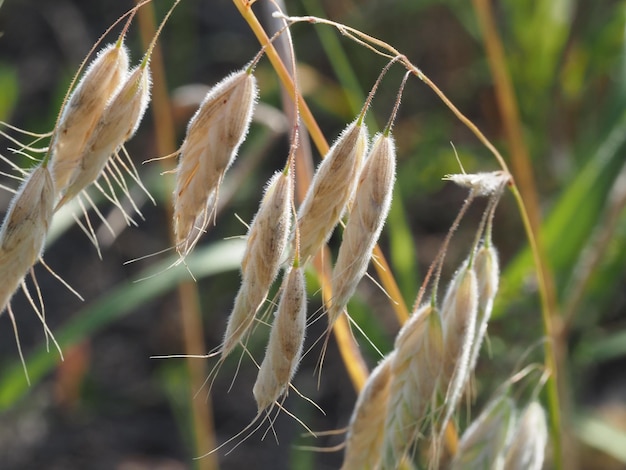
[341, 352, 394, 470]
[329, 131, 395, 328]
[450, 393, 516, 470]
[50, 42, 129, 195]
[222, 170, 292, 358]
[173, 68, 258, 257]
[296, 119, 368, 263]
[252, 263, 306, 412]
[503, 401, 548, 470]
[382, 304, 444, 469]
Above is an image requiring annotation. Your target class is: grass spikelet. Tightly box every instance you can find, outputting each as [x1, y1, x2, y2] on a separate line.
[0, 164, 54, 313]
[503, 401, 548, 470]
[341, 352, 394, 470]
[173, 68, 258, 257]
[450, 393, 516, 470]
[50, 42, 129, 195]
[56, 63, 152, 208]
[329, 131, 396, 328]
[382, 303, 444, 469]
[467, 241, 499, 374]
[296, 119, 368, 262]
[222, 170, 292, 358]
[252, 263, 306, 412]
[438, 260, 479, 437]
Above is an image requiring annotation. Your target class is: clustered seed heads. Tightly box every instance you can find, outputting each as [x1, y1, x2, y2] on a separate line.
[56, 62, 152, 207]
[173, 68, 258, 257]
[329, 132, 396, 328]
[0, 165, 54, 314]
[253, 264, 306, 412]
[222, 170, 292, 358]
[296, 119, 368, 262]
[50, 42, 130, 195]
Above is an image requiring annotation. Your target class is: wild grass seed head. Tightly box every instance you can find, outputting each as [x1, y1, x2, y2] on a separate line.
[341, 352, 394, 470]
[450, 393, 516, 470]
[296, 119, 368, 262]
[50, 42, 129, 195]
[503, 401, 548, 470]
[173, 68, 258, 257]
[329, 132, 396, 328]
[252, 264, 306, 412]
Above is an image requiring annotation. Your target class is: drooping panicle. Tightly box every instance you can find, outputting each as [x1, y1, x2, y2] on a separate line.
[296, 119, 368, 262]
[173, 68, 258, 257]
[503, 401, 548, 470]
[329, 132, 396, 327]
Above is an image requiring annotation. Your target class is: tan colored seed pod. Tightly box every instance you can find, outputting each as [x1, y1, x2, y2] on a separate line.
[50, 42, 129, 195]
[382, 304, 444, 469]
[0, 165, 54, 313]
[467, 242, 499, 374]
[439, 260, 478, 437]
[222, 171, 292, 358]
[341, 352, 394, 470]
[173, 68, 258, 257]
[443, 170, 511, 197]
[252, 265, 306, 412]
[329, 132, 396, 328]
[297, 119, 368, 262]
[451, 393, 516, 470]
[503, 401, 548, 470]
[57, 63, 152, 207]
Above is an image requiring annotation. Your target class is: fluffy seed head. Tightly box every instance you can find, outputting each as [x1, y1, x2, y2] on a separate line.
[51, 43, 129, 194]
[341, 352, 394, 470]
[0, 165, 54, 313]
[222, 171, 292, 358]
[58, 64, 152, 205]
[297, 120, 368, 262]
[382, 304, 444, 469]
[467, 243, 500, 373]
[253, 265, 306, 412]
[329, 132, 396, 327]
[451, 393, 516, 470]
[443, 171, 511, 197]
[503, 401, 548, 470]
[173, 69, 258, 256]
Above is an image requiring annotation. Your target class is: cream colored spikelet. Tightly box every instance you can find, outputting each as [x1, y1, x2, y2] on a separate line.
[296, 119, 368, 262]
[438, 259, 478, 437]
[50, 42, 129, 195]
[173, 68, 258, 256]
[503, 401, 548, 470]
[450, 393, 516, 470]
[222, 170, 292, 358]
[329, 132, 395, 328]
[0, 165, 54, 313]
[467, 242, 499, 373]
[382, 303, 444, 469]
[57, 63, 151, 207]
[341, 352, 394, 470]
[252, 264, 306, 412]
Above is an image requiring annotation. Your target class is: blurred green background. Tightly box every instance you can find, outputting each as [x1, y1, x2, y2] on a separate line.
[0, 0, 625, 469]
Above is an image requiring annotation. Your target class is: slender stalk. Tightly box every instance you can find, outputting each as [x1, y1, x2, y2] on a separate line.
[135, 4, 217, 468]
[471, 1, 562, 467]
